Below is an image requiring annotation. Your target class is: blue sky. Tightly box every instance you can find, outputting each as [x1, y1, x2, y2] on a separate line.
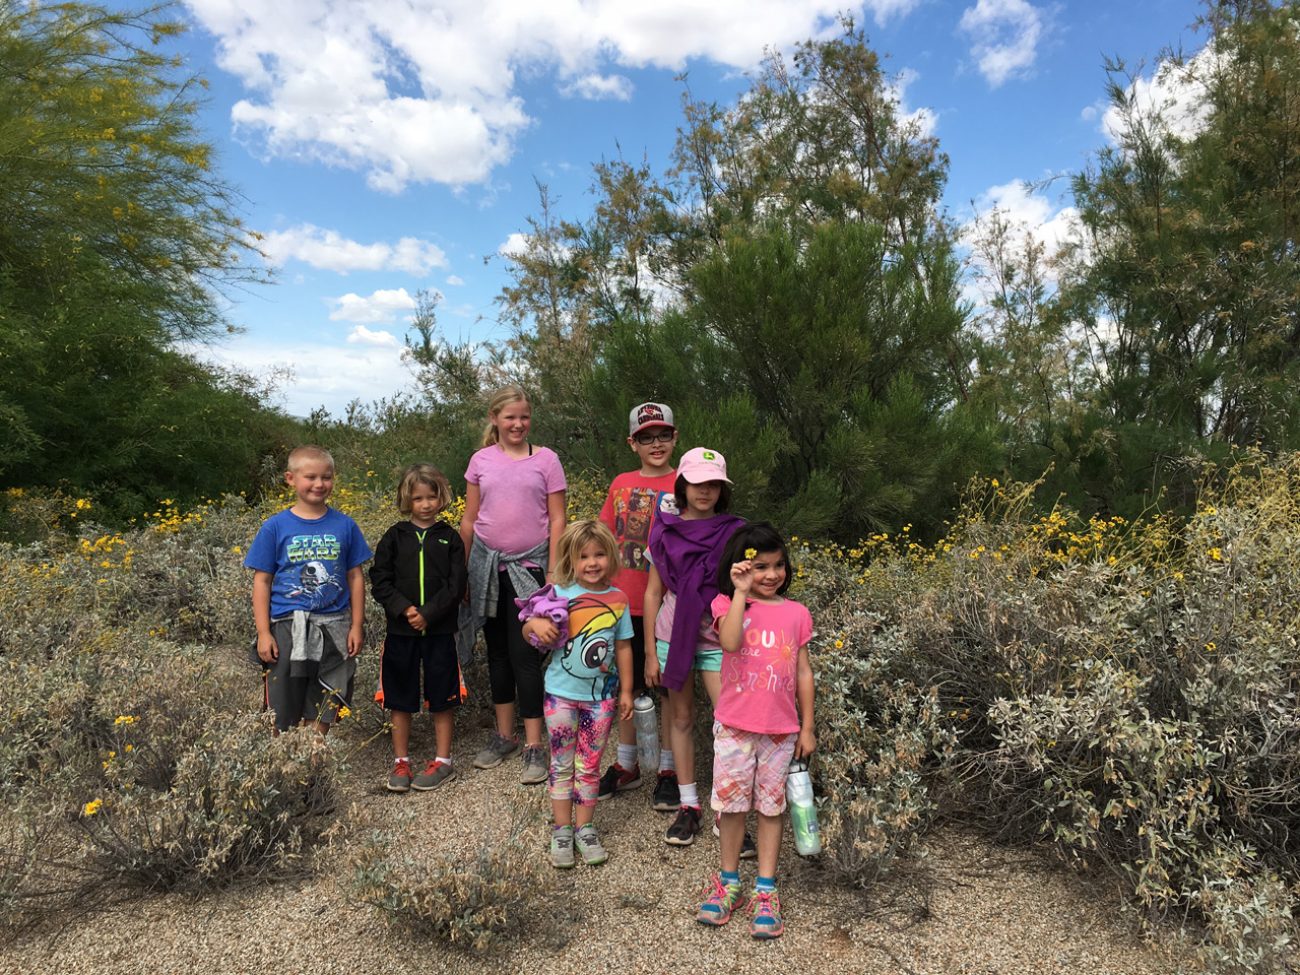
[152, 0, 1207, 416]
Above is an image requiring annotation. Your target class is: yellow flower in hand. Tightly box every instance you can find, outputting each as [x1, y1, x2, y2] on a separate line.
[744, 548, 757, 559]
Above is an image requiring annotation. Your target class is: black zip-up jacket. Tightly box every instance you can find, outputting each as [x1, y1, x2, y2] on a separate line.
[369, 520, 467, 636]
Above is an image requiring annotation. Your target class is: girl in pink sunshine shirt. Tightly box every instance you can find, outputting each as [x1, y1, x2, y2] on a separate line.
[697, 521, 815, 941]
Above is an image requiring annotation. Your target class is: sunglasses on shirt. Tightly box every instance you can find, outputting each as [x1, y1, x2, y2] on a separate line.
[633, 429, 676, 445]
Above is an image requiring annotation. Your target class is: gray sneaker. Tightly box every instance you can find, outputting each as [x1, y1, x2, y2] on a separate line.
[575, 824, 609, 865]
[550, 826, 575, 869]
[520, 744, 548, 785]
[472, 732, 520, 770]
[411, 759, 455, 791]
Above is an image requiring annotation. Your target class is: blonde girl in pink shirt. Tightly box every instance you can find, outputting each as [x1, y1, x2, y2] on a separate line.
[696, 521, 815, 940]
[458, 386, 567, 784]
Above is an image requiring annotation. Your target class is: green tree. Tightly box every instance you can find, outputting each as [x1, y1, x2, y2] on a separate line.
[0, 1, 281, 512]
[499, 23, 996, 536]
[1049, 0, 1300, 510]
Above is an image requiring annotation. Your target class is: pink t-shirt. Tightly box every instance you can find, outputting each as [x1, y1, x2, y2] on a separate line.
[710, 594, 813, 735]
[465, 444, 566, 555]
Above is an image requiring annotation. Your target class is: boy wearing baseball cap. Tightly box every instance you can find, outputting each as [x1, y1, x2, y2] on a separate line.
[595, 403, 680, 805]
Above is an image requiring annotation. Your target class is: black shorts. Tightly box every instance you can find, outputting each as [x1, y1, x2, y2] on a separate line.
[628, 615, 647, 694]
[380, 632, 461, 714]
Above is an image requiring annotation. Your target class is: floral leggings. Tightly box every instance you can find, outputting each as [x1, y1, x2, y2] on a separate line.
[544, 693, 617, 806]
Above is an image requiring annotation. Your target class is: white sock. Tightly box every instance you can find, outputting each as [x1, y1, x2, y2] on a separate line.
[679, 782, 699, 807]
[394, 755, 408, 764]
[617, 743, 638, 768]
[436, 755, 452, 765]
[660, 749, 675, 771]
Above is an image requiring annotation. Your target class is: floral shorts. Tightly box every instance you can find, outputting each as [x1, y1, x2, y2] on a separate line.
[710, 721, 796, 816]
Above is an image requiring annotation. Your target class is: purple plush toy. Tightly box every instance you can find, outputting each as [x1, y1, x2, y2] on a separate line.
[515, 583, 569, 650]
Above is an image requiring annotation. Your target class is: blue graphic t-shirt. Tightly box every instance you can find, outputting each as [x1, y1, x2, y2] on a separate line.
[543, 583, 633, 702]
[244, 507, 373, 618]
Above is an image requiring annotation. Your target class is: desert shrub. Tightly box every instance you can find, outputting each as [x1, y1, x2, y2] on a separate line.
[350, 799, 546, 952]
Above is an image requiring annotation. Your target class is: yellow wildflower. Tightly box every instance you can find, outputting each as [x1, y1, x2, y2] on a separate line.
[83, 798, 103, 816]
[744, 548, 757, 559]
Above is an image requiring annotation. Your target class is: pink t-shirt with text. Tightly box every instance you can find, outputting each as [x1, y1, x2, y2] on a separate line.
[465, 444, 566, 555]
[710, 594, 813, 735]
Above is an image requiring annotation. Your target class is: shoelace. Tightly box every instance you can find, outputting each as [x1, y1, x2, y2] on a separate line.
[421, 760, 442, 776]
[752, 891, 779, 921]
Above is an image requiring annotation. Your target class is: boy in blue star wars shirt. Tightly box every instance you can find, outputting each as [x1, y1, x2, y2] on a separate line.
[245, 445, 372, 733]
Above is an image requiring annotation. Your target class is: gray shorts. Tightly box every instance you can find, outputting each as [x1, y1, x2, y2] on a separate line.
[262, 617, 355, 732]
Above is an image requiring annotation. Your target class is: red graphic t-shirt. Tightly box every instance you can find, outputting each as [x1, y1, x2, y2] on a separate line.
[599, 469, 678, 616]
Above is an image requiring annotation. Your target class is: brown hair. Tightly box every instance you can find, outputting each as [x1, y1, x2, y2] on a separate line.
[395, 463, 452, 516]
[552, 520, 620, 587]
[481, 385, 530, 447]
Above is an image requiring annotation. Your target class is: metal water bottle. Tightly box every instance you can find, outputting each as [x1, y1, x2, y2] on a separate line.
[786, 760, 822, 856]
[632, 695, 659, 773]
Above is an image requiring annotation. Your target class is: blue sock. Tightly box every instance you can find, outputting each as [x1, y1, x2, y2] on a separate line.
[756, 875, 776, 893]
[721, 869, 740, 887]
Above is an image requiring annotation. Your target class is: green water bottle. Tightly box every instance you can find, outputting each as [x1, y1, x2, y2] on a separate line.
[786, 760, 822, 856]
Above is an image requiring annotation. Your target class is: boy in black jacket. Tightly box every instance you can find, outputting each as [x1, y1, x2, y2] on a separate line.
[371, 464, 468, 792]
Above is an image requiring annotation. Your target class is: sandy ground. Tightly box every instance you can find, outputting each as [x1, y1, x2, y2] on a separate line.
[0, 709, 1201, 975]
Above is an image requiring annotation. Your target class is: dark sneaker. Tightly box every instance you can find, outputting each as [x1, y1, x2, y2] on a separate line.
[651, 770, 680, 811]
[472, 732, 520, 770]
[550, 827, 575, 869]
[665, 805, 702, 846]
[520, 744, 548, 785]
[386, 757, 413, 793]
[575, 825, 609, 865]
[749, 890, 784, 939]
[597, 762, 642, 800]
[411, 759, 455, 791]
[697, 873, 747, 926]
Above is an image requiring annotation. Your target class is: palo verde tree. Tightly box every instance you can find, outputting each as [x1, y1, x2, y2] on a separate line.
[0, 1, 285, 514]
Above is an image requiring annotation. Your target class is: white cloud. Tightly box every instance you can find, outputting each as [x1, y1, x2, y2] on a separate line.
[445, 274, 465, 286]
[497, 232, 530, 258]
[328, 287, 418, 323]
[1100, 48, 1215, 145]
[561, 73, 634, 101]
[971, 179, 1078, 258]
[261, 223, 447, 275]
[346, 325, 400, 347]
[891, 68, 937, 138]
[182, 1, 917, 191]
[959, 0, 1046, 88]
[194, 335, 415, 417]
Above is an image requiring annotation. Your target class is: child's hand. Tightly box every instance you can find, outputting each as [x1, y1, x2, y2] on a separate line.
[347, 623, 364, 658]
[257, 633, 278, 663]
[644, 654, 660, 689]
[404, 605, 426, 631]
[795, 726, 816, 760]
[618, 689, 634, 722]
[522, 617, 558, 647]
[729, 559, 754, 594]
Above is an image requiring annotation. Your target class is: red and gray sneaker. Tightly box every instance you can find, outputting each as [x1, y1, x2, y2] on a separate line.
[387, 757, 413, 793]
[412, 759, 455, 791]
[596, 762, 642, 800]
[651, 769, 680, 811]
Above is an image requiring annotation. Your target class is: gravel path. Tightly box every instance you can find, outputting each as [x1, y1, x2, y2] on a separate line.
[1, 713, 1199, 975]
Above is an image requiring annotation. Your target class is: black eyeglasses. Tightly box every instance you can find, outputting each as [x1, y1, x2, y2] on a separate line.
[634, 429, 675, 445]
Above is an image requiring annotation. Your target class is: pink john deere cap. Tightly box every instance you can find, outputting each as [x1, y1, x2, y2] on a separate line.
[677, 446, 731, 484]
[628, 402, 675, 436]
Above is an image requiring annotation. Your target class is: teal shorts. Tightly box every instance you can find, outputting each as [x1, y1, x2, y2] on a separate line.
[656, 639, 722, 674]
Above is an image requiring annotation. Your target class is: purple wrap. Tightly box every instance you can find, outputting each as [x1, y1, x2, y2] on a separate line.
[515, 583, 569, 650]
[648, 511, 745, 691]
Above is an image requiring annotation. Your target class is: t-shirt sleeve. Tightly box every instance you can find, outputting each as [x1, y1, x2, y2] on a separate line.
[346, 517, 373, 569]
[795, 602, 813, 648]
[615, 594, 634, 640]
[464, 448, 483, 485]
[710, 593, 733, 628]
[598, 483, 617, 531]
[542, 448, 567, 493]
[243, 518, 278, 573]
